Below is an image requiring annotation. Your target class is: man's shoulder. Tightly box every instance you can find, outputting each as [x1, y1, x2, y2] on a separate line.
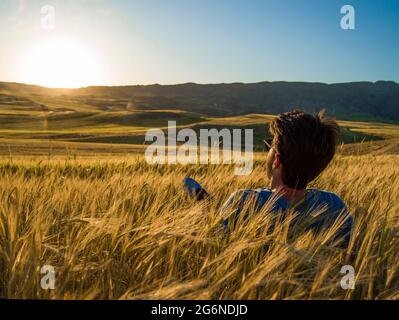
[223, 188, 276, 214]
[229, 188, 273, 200]
[307, 189, 348, 210]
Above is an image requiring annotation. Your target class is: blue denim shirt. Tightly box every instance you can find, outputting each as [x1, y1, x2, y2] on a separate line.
[221, 188, 353, 248]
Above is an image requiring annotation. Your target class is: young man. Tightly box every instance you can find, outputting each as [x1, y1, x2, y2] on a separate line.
[184, 109, 353, 248]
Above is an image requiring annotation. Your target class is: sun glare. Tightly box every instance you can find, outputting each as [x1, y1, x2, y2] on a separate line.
[19, 38, 102, 88]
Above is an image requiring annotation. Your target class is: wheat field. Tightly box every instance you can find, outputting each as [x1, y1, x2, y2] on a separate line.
[0, 147, 398, 300]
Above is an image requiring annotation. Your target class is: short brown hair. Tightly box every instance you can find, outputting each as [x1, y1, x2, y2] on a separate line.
[269, 109, 340, 189]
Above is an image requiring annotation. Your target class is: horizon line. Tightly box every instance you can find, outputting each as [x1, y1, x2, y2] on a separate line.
[0, 79, 398, 90]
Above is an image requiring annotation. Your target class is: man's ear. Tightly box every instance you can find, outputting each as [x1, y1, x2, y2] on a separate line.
[274, 154, 281, 169]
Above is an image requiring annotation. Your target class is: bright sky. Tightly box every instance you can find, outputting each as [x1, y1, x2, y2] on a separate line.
[0, 0, 398, 88]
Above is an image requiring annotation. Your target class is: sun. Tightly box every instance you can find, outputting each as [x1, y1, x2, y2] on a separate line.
[19, 37, 102, 88]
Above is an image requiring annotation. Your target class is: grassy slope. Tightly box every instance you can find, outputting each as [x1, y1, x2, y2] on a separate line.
[1, 90, 399, 156]
[2, 80, 399, 121]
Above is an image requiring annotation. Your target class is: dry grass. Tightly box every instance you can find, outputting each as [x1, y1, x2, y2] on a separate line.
[0, 151, 398, 300]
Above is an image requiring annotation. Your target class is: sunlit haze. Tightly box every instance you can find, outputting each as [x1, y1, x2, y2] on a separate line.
[18, 37, 102, 88]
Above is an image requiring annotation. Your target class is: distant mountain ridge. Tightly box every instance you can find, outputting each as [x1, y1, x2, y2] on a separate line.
[1, 80, 399, 122]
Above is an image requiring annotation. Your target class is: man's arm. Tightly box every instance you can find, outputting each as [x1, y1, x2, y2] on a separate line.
[183, 177, 211, 201]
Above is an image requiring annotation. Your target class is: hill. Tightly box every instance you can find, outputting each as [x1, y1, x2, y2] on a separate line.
[1, 80, 399, 122]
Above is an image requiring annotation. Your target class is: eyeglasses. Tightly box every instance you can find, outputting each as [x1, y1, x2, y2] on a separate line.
[263, 138, 273, 151]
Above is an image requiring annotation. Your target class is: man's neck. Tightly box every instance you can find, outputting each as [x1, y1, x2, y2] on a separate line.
[271, 183, 307, 205]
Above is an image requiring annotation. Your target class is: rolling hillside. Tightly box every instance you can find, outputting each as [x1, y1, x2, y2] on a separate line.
[1, 80, 399, 121]
[1, 81, 399, 156]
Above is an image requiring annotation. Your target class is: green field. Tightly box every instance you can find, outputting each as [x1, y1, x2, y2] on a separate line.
[1, 90, 399, 157]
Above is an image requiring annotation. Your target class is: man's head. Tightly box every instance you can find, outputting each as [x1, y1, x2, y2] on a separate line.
[266, 109, 340, 190]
